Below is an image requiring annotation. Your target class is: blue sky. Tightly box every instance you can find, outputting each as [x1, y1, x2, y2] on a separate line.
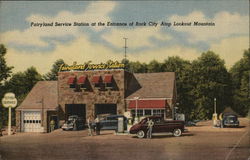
[0, 1, 249, 74]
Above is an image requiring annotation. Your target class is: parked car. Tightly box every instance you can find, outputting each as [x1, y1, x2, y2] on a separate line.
[129, 116, 185, 138]
[62, 115, 85, 131]
[222, 114, 239, 128]
[95, 115, 127, 131]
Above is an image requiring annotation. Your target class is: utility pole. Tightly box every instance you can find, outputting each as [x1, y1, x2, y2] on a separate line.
[123, 37, 128, 61]
[123, 37, 128, 71]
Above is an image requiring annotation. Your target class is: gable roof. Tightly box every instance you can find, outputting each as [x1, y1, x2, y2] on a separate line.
[126, 72, 176, 99]
[16, 81, 58, 110]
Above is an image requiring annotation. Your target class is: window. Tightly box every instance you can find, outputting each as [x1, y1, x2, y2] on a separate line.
[105, 83, 113, 89]
[104, 74, 114, 89]
[153, 109, 164, 117]
[78, 76, 88, 89]
[131, 109, 143, 117]
[131, 109, 165, 118]
[144, 109, 152, 115]
[68, 76, 76, 88]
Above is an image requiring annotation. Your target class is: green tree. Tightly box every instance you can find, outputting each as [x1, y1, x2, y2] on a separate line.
[147, 60, 163, 73]
[0, 44, 13, 84]
[129, 61, 148, 73]
[3, 67, 43, 125]
[162, 56, 193, 119]
[190, 51, 231, 119]
[230, 49, 250, 116]
[0, 44, 13, 129]
[44, 59, 67, 80]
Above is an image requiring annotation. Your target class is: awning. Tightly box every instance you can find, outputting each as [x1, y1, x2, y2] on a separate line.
[67, 76, 76, 84]
[128, 99, 166, 109]
[78, 76, 87, 84]
[103, 74, 113, 83]
[92, 75, 102, 83]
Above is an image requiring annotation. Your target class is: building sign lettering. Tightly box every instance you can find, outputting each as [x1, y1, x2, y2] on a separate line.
[59, 61, 125, 72]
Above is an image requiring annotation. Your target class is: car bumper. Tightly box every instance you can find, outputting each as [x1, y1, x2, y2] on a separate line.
[224, 123, 239, 126]
[62, 126, 73, 130]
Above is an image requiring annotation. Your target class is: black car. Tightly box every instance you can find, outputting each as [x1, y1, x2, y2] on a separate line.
[222, 114, 239, 127]
[97, 115, 127, 130]
[62, 115, 85, 131]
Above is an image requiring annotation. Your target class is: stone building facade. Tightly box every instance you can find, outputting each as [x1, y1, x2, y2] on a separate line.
[57, 69, 126, 126]
[16, 69, 177, 132]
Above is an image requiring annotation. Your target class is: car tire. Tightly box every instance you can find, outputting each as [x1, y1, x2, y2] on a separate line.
[173, 129, 182, 137]
[137, 130, 145, 138]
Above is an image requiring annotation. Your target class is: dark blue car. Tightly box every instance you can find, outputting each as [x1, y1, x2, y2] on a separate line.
[98, 115, 127, 130]
[222, 114, 239, 127]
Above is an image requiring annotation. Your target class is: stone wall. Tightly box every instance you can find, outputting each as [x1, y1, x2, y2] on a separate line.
[58, 70, 126, 123]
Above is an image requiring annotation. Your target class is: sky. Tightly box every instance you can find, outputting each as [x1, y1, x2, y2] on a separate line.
[0, 1, 249, 74]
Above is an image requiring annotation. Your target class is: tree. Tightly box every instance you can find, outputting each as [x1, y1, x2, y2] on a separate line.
[0, 44, 13, 84]
[0, 44, 13, 129]
[162, 56, 193, 119]
[230, 49, 250, 116]
[129, 61, 148, 73]
[43, 59, 67, 80]
[2, 67, 43, 126]
[147, 60, 163, 73]
[190, 51, 231, 119]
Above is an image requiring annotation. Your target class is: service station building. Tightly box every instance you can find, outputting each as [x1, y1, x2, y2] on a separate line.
[16, 64, 177, 132]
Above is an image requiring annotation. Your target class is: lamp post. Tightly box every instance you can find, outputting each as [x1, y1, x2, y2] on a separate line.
[134, 97, 139, 124]
[212, 98, 218, 126]
[214, 98, 217, 114]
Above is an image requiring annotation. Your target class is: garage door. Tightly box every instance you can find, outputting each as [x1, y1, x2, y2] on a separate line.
[23, 111, 42, 132]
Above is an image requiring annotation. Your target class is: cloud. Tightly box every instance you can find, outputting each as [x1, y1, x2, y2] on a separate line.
[6, 32, 247, 75]
[102, 27, 172, 49]
[169, 11, 249, 43]
[0, 1, 116, 48]
[5, 35, 124, 74]
[210, 36, 249, 68]
[5, 34, 199, 74]
[129, 45, 200, 63]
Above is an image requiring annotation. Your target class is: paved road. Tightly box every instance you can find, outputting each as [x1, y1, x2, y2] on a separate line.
[0, 118, 249, 160]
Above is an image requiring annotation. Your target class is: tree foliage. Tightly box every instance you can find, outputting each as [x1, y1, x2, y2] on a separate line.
[0, 44, 13, 84]
[162, 56, 193, 119]
[189, 51, 231, 119]
[230, 49, 250, 116]
[1, 67, 43, 126]
[43, 59, 67, 80]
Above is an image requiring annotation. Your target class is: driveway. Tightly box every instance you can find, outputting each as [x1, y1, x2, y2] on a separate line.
[0, 118, 249, 160]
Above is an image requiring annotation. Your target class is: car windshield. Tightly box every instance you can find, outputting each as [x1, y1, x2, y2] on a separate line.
[66, 120, 74, 124]
[225, 116, 237, 121]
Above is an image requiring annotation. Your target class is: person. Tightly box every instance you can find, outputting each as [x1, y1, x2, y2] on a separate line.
[50, 119, 55, 132]
[95, 116, 101, 135]
[87, 116, 94, 136]
[146, 118, 154, 139]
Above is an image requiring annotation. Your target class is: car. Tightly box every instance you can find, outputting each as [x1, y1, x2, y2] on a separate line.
[96, 115, 127, 131]
[222, 114, 239, 128]
[129, 116, 185, 138]
[62, 115, 85, 131]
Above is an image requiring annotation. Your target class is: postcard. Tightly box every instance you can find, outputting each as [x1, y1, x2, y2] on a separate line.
[0, 1, 249, 160]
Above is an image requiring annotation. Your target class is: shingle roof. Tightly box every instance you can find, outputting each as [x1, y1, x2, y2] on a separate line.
[16, 81, 58, 110]
[126, 72, 175, 99]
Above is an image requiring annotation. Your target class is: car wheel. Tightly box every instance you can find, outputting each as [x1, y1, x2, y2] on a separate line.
[137, 130, 145, 138]
[173, 129, 182, 137]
